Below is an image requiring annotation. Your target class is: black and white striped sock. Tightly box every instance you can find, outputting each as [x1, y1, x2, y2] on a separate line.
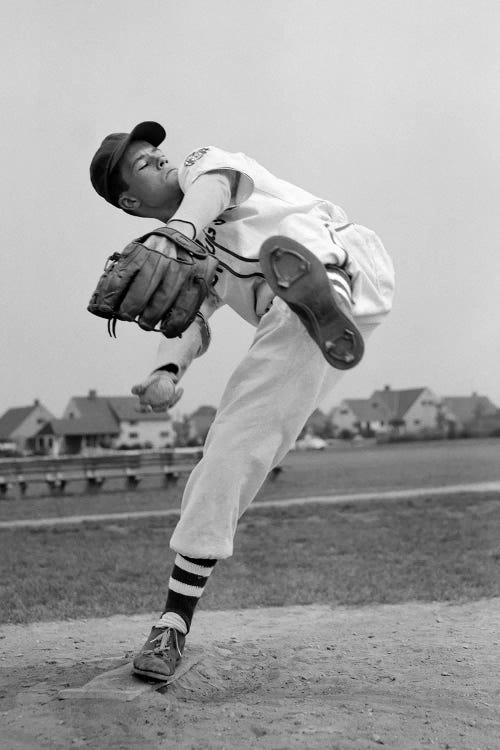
[158, 554, 217, 634]
[325, 265, 353, 307]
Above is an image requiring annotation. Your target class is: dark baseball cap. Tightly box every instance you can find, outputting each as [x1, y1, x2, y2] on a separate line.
[90, 121, 166, 206]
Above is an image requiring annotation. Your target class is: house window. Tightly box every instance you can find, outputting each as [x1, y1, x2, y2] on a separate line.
[128, 432, 138, 439]
[128, 420, 137, 426]
[160, 431, 171, 437]
[414, 419, 421, 426]
[340, 409, 349, 415]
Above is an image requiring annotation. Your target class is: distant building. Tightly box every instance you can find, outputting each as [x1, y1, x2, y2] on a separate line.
[441, 393, 498, 436]
[331, 398, 390, 436]
[370, 385, 441, 435]
[33, 390, 176, 455]
[332, 386, 442, 437]
[0, 400, 55, 453]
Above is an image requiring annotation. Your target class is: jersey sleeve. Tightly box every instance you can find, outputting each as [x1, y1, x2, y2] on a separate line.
[154, 291, 224, 380]
[178, 146, 254, 208]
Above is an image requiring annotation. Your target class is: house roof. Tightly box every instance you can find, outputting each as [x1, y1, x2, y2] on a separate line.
[442, 395, 497, 423]
[67, 397, 118, 432]
[36, 417, 119, 437]
[344, 398, 387, 422]
[106, 396, 172, 423]
[0, 406, 34, 438]
[0, 401, 54, 439]
[67, 394, 172, 428]
[371, 388, 427, 420]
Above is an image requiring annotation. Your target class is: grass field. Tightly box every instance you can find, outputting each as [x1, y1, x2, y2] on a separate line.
[1, 439, 498, 625]
[1, 489, 498, 624]
[1, 437, 499, 522]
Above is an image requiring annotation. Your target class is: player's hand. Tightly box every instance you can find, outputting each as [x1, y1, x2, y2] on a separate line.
[131, 371, 183, 413]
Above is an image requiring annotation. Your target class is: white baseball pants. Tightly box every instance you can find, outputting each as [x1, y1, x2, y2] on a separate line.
[170, 221, 395, 559]
[170, 309, 378, 559]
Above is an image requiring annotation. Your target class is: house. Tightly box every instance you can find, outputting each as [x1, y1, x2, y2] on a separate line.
[34, 390, 176, 455]
[370, 385, 441, 435]
[33, 415, 118, 456]
[441, 393, 498, 436]
[332, 386, 443, 438]
[331, 398, 390, 436]
[0, 399, 55, 454]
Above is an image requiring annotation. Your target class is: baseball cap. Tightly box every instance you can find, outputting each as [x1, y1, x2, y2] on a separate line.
[90, 121, 166, 206]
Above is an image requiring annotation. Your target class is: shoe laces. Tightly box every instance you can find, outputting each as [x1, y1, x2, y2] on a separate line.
[148, 627, 183, 658]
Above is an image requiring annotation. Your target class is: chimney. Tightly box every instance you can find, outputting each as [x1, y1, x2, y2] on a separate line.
[34, 398, 40, 406]
[384, 385, 391, 391]
[88, 389, 97, 399]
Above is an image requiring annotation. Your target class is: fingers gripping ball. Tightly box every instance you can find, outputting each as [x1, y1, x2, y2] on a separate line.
[131, 371, 184, 412]
[87, 226, 219, 338]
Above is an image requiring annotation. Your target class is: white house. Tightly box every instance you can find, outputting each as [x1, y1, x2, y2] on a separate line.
[370, 386, 441, 434]
[0, 400, 55, 453]
[331, 398, 389, 436]
[41, 390, 177, 454]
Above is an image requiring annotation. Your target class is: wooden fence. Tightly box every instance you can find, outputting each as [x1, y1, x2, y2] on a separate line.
[0, 448, 203, 499]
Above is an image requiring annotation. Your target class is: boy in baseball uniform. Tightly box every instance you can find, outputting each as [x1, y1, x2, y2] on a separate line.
[90, 121, 395, 680]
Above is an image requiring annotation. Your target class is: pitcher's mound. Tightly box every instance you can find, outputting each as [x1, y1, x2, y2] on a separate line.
[59, 646, 204, 701]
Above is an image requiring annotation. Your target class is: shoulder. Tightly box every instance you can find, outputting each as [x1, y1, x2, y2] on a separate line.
[181, 145, 255, 172]
[179, 146, 255, 206]
[182, 146, 213, 167]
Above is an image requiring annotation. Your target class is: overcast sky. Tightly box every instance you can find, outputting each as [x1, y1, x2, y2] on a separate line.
[2, 0, 499, 421]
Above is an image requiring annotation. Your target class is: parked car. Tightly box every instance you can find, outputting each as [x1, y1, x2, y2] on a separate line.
[295, 434, 327, 451]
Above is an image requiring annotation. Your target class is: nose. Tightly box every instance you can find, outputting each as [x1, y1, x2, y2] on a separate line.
[157, 155, 168, 169]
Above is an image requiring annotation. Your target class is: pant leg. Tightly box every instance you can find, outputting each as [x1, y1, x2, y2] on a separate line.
[169, 298, 380, 559]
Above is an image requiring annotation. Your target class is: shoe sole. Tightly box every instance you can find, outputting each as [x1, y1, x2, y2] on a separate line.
[260, 236, 364, 370]
[132, 666, 172, 681]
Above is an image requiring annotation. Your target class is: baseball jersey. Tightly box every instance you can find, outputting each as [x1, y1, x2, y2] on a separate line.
[155, 146, 395, 373]
[177, 146, 350, 326]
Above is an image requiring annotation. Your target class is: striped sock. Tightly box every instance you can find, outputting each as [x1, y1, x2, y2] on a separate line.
[162, 554, 217, 633]
[325, 265, 353, 306]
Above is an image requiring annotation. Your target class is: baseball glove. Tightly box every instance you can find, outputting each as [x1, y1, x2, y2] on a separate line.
[87, 226, 219, 338]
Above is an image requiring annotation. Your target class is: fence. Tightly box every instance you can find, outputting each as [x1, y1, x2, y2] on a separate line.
[0, 448, 203, 499]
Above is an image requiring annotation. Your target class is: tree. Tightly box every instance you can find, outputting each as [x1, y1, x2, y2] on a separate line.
[298, 408, 335, 440]
[173, 416, 193, 447]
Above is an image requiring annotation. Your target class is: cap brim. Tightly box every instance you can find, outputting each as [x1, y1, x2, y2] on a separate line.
[108, 121, 166, 174]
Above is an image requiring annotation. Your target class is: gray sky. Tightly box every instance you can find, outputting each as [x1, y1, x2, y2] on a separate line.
[2, 0, 499, 420]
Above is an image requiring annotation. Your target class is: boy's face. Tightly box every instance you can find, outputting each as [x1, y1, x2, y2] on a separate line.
[118, 140, 183, 217]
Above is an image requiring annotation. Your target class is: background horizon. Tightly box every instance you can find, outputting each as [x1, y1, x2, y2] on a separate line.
[2, 0, 499, 424]
[3, 379, 496, 423]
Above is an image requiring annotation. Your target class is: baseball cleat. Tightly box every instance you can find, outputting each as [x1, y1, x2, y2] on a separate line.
[132, 626, 185, 681]
[260, 236, 364, 370]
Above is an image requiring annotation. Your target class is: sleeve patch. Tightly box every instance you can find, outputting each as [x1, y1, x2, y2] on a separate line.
[184, 147, 210, 167]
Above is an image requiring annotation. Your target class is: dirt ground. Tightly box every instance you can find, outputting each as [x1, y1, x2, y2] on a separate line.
[0, 599, 499, 750]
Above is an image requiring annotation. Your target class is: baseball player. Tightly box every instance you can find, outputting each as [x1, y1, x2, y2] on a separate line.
[89, 121, 395, 680]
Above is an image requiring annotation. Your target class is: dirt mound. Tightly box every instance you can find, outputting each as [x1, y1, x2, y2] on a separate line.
[1, 599, 499, 749]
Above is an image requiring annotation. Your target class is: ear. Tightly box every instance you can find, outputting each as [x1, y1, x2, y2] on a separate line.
[118, 193, 141, 212]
